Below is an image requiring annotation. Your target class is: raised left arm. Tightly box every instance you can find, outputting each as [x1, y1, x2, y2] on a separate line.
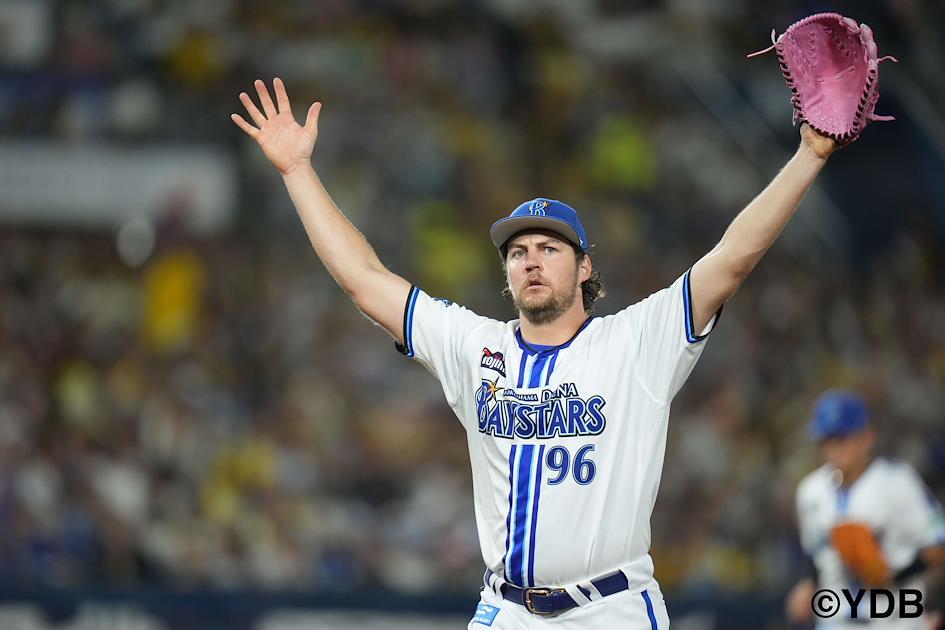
[689, 124, 838, 332]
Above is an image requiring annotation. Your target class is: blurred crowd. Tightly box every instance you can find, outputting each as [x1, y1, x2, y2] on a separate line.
[0, 0, 943, 599]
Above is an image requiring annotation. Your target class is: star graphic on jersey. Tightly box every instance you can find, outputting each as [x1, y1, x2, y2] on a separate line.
[486, 377, 501, 400]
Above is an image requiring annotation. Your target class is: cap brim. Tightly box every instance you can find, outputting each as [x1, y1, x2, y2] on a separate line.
[490, 216, 583, 251]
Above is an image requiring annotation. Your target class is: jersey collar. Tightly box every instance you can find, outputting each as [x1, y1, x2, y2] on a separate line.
[515, 316, 596, 355]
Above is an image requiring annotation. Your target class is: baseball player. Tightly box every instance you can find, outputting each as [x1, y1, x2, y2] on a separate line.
[232, 78, 839, 628]
[786, 391, 945, 630]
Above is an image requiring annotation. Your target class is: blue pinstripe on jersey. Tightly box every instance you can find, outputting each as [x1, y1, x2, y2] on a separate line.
[503, 445, 522, 583]
[528, 354, 550, 388]
[526, 444, 545, 586]
[518, 444, 544, 587]
[502, 444, 517, 582]
[502, 342, 565, 586]
[516, 351, 529, 388]
[544, 350, 560, 386]
[507, 444, 534, 586]
[836, 486, 850, 515]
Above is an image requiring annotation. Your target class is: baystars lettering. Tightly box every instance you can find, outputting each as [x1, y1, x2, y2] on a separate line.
[475, 381, 607, 439]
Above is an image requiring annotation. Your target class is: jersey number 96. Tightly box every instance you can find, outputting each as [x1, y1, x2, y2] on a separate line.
[546, 444, 596, 485]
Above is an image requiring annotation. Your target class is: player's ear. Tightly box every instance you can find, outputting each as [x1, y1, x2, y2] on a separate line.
[578, 253, 592, 283]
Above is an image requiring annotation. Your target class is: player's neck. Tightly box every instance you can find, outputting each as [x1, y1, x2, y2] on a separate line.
[518, 301, 589, 346]
[839, 458, 872, 487]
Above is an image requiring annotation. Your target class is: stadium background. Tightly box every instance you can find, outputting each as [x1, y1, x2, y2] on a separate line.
[0, 0, 943, 628]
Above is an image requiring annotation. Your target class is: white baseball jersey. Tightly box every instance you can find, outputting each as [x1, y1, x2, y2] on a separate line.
[397, 269, 719, 591]
[796, 458, 945, 628]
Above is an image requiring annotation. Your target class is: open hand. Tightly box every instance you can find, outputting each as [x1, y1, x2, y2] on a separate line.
[800, 123, 839, 160]
[231, 78, 321, 176]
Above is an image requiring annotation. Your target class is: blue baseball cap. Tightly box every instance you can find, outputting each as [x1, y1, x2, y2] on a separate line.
[807, 390, 870, 440]
[490, 198, 589, 254]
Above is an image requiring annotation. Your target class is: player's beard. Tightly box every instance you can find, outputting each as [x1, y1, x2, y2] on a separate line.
[512, 273, 580, 325]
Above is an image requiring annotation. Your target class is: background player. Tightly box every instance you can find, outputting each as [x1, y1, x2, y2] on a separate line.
[232, 76, 840, 628]
[787, 391, 945, 629]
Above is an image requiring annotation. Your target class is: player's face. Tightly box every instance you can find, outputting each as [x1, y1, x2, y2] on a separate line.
[504, 232, 588, 324]
[820, 428, 874, 474]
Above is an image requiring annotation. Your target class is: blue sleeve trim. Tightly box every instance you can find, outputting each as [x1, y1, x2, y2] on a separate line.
[404, 286, 419, 357]
[394, 286, 420, 358]
[683, 268, 722, 344]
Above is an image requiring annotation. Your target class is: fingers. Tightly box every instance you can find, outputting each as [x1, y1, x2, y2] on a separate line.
[254, 79, 277, 118]
[304, 102, 322, 134]
[237, 79, 313, 136]
[273, 77, 292, 115]
[230, 113, 259, 138]
[239, 92, 266, 127]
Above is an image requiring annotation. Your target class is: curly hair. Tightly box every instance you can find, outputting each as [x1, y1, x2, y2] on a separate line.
[500, 244, 606, 313]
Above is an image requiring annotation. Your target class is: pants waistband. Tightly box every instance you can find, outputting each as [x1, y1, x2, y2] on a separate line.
[484, 569, 630, 615]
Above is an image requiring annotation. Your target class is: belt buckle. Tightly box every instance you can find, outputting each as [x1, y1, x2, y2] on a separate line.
[523, 587, 555, 615]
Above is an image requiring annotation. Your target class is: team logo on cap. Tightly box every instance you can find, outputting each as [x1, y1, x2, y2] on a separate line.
[480, 348, 506, 377]
[527, 200, 548, 215]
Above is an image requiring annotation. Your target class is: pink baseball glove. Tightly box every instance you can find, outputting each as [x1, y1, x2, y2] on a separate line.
[748, 13, 897, 145]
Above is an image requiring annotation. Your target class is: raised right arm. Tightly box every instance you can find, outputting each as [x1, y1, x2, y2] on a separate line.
[280, 163, 411, 341]
[231, 78, 410, 342]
